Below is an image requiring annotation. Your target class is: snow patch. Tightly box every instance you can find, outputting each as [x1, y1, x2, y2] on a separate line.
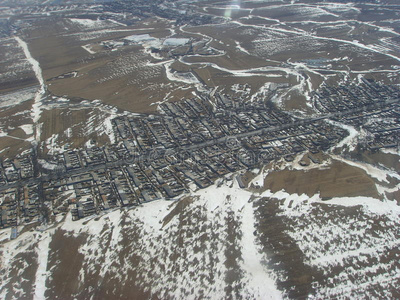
[0, 87, 36, 109]
[331, 155, 399, 183]
[15, 37, 45, 142]
[82, 44, 95, 54]
[33, 231, 53, 300]
[19, 124, 33, 136]
[69, 18, 106, 29]
[163, 38, 190, 46]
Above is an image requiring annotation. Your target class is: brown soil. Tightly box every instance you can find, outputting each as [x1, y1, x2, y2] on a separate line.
[239, 169, 260, 188]
[254, 198, 324, 299]
[264, 159, 381, 199]
[223, 201, 245, 299]
[0, 100, 35, 158]
[351, 150, 400, 173]
[0, 136, 32, 159]
[162, 196, 194, 228]
[1, 246, 38, 299]
[19, 18, 196, 115]
[39, 107, 111, 152]
[254, 196, 400, 298]
[46, 229, 87, 300]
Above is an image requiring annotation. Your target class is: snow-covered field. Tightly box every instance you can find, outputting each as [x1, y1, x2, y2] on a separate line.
[1, 153, 399, 299]
[0, 178, 283, 299]
[0, 87, 36, 109]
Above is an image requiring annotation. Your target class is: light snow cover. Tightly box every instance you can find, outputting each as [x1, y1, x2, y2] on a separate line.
[33, 231, 53, 300]
[164, 61, 201, 85]
[124, 34, 157, 43]
[235, 40, 250, 55]
[45, 134, 63, 155]
[1, 2, 400, 298]
[1, 159, 400, 298]
[0, 87, 36, 109]
[1, 179, 284, 299]
[69, 18, 112, 29]
[247, 160, 400, 296]
[273, 192, 400, 297]
[326, 120, 360, 151]
[19, 124, 33, 136]
[81, 44, 96, 54]
[323, 196, 400, 216]
[65, 28, 138, 42]
[0, 230, 41, 299]
[239, 195, 281, 299]
[38, 159, 58, 170]
[233, 16, 400, 63]
[15, 37, 45, 142]
[163, 38, 190, 46]
[85, 102, 118, 144]
[331, 154, 400, 183]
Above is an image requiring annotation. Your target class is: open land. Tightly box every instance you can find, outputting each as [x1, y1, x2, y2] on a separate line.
[0, 0, 399, 299]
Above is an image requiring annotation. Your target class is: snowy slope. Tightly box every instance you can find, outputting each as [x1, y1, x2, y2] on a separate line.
[1, 156, 399, 299]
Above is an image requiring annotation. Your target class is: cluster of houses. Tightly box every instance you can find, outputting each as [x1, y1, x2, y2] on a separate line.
[312, 79, 400, 150]
[312, 79, 398, 114]
[0, 156, 34, 185]
[0, 82, 399, 231]
[0, 184, 40, 230]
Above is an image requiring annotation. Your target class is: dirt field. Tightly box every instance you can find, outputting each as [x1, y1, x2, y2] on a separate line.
[39, 107, 111, 154]
[15, 18, 178, 113]
[263, 159, 381, 199]
[0, 98, 34, 158]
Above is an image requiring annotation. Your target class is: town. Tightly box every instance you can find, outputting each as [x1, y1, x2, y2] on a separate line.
[0, 79, 399, 237]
